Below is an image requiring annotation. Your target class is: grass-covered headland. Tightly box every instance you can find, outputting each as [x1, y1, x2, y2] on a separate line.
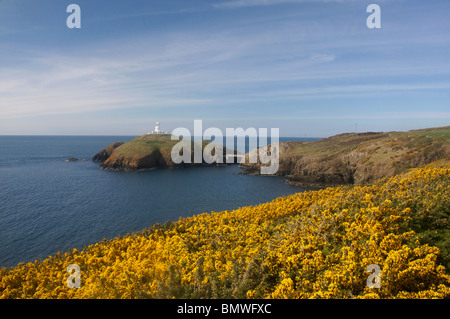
[1, 162, 449, 299]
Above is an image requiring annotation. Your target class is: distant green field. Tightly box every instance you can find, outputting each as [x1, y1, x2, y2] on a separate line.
[410, 126, 450, 139]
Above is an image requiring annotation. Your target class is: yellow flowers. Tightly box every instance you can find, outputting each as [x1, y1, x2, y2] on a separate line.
[0, 165, 449, 299]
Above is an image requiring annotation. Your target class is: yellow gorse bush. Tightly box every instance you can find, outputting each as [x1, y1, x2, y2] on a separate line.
[1, 164, 449, 299]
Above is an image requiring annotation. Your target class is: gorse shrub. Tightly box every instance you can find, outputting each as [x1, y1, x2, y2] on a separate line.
[1, 164, 449, 299]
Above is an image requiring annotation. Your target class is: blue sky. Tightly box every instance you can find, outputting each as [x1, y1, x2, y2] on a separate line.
[0, 0, 449, 137]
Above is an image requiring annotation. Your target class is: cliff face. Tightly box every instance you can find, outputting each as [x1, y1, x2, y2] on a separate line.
[93, 134, 229, 171]
[240, 127, 450, 187]
[92, 142, 125, 162]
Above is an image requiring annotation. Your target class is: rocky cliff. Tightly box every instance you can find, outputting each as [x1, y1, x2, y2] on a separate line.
[92, 142, 125, 163]
[240, 126, 450, 187]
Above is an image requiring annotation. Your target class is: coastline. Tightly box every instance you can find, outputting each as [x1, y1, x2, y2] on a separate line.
[2, 163, 448, 299]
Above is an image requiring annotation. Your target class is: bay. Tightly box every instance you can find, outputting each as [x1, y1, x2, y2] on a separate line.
[0, 135, 316, 268]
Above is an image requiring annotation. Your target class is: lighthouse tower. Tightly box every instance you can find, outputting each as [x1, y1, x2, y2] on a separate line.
[153, 121, 161, 134]
[149, 121, 166, 134]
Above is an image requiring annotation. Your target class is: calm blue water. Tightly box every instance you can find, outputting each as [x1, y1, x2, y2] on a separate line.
[0, 136, 316, 268]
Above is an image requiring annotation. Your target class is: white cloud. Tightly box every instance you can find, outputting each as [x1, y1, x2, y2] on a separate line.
[1, 3, 449, 130]
[1, 25, 448, 122]
[244, 82, 450, 100]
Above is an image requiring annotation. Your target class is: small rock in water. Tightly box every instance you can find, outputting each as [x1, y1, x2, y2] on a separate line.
[65, 158, 79, 162]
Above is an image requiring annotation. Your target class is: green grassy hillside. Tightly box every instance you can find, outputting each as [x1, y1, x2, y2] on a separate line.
[111, 134, 178, 158]
[241, 126, 450, 187]
[95, 134, 226, 171]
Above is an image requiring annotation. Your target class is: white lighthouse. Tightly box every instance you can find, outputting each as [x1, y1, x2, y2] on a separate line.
[149, 121, 166, 134]
[154, 121, 161, 134]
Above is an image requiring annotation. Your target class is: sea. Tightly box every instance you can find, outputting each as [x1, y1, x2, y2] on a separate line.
[0, 135, 319, 269]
